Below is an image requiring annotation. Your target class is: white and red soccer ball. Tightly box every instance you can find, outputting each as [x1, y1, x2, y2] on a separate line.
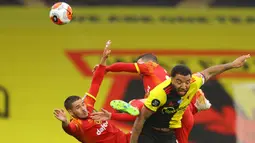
[49, 2, 73, 25]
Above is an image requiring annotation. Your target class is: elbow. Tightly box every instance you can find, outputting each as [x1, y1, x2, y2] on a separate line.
[200, 71, 210, 81]
[62, 126, 70, 133]
[135, 116, 146, 129]
[105, 65, 113, 72]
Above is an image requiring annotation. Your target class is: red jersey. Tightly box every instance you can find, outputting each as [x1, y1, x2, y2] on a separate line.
[63, 65, 129, 143]
[106, 61, 169, 94]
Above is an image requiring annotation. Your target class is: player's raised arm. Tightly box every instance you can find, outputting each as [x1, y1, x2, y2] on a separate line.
[130, 106, 153, 143]
[200, 54, 250, 82]
[83, 40, 111, 106]
[130, 85, 165, 143]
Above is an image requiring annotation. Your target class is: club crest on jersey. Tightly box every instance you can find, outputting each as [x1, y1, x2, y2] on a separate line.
[151, 99, 160, 107]
[87, 119, 93, 123]
[96, 121, 108, 135]
[94, 120, 102, 124]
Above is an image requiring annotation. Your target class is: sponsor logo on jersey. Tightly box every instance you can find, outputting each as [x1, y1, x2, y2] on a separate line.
[96, 121, 108, 135]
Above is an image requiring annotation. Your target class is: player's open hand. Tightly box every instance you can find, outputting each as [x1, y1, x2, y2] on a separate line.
[90, 108, 112, 121]
[103, 40, 112, 59]
[54, 109, 68, 122]
[100, 40, 112, 65]
[231, 54, 251, 68]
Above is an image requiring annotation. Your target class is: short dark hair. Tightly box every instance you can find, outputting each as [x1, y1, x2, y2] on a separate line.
[170, 65, 192, 77]
[64, 95, 81, 110]
[136, 53, 158, 63]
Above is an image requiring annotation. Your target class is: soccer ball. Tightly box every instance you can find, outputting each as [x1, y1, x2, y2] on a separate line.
[49, 2, 73, 25]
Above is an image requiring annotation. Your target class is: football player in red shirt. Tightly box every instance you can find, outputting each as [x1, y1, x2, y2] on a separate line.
[106, 53, 169, 96]
[91, 54, 211, 143]
[53, 40, 130, 143]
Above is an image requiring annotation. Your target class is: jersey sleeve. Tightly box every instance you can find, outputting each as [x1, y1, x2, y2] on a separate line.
[134, 63, 152, 75]
[111, 112, 136, 121]
[106, 63, 138, 73]
[106, 62, 152, 75]
[83, 65, 106, 107]
[136, 62, 159, 75]
[62, 122, 78, 135]
[144, 81, 168, 112]
[192, 72, 206, 88]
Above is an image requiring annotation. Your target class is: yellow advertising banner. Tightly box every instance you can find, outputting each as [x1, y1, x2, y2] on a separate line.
[0, 7, 254, 143]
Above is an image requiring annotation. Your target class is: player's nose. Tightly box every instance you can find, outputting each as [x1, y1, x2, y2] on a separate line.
[81, 107, 87, 112]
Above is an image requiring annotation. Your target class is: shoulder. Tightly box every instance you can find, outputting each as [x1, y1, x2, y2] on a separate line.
[190, 73, 205, 88]
[149, 79, 171, 99]
[192, 73, 205, 83]
[69, 118, 81, 130]
[141, 61, 158, 69]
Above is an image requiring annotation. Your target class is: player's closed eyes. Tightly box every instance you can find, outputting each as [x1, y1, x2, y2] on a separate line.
[176, 79, 182, 84]
[76, 105, 80, 109]
[176, 79, 190, 85]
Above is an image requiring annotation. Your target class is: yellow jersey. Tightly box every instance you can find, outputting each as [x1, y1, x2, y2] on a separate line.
[144, 73, 205, 128]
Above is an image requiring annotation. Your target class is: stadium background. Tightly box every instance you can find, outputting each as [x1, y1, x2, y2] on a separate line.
[0, 0, 255, 143]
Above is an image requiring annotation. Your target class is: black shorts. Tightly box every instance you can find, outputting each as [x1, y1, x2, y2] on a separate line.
[138, 126, 176, 143]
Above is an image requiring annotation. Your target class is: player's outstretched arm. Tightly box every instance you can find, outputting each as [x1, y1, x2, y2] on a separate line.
[200, 54, 250, 82]
[130, 106, 153, 143]
[84, 40, 111, 106]
[106, 62, 139, 73]
[106, 62, 150, 75]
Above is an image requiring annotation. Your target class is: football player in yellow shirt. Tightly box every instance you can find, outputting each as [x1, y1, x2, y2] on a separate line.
[130, 54, 250, 143]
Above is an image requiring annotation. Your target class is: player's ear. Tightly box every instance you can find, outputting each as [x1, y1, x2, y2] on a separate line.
[68, 109, 74, 116]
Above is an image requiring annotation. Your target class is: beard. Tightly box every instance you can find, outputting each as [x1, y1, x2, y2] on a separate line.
[172, 85, 188, 96]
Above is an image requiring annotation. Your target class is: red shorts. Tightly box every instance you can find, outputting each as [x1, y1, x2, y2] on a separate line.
[114, 131, 131, 143]
[100, 131, 130, 143]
